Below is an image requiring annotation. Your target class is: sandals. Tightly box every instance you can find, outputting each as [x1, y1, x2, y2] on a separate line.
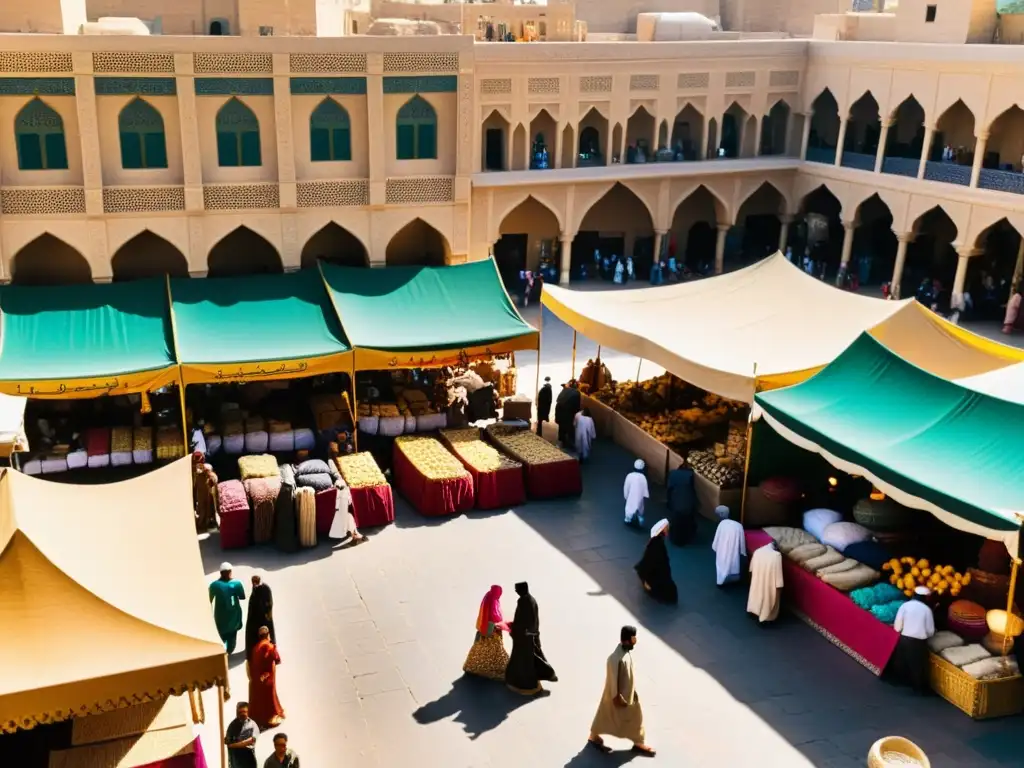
[632, 744, 657, 757]
[587, 738, 612, 754]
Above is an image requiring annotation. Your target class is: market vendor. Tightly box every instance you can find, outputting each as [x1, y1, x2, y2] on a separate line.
[666, 463, 697, 546]
[554, 380, 581, 448]
[892, 586, 935, 693]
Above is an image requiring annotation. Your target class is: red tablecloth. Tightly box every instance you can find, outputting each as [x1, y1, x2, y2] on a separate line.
[350, 483, 395, 527]
[134, 737, 208, 768]
[747, 530, 900, 676]
[392, 443, 475, 517]
[523, 457, 582, 499]
[314, 487, 338, 536]
[471, 464, 526, 510]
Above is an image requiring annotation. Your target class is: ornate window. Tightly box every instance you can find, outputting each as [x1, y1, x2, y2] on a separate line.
[118, 98, 167, 169]
[310, 98, 351, 162]
[215, 98, 261, 167]
[396, 95, 436, 160]
[15, 98, 68, 171]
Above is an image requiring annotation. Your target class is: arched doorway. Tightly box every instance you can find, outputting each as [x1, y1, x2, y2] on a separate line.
[11, 233, 92, 286]
[970, 219, 1022, 321]
[112, 231, 189, 281]
[980, 106, 1024, 193]
[720, 102, 748, 158]
[735, 183, 784, 266]
[670, 103, 702, 161]
[625, 106, 655, 163]
[760, 101, 790, 156]
[841, 92, 881, 170]
[574, 183, 654, 281]
[494, 196, 561, 291]
[577, 108, 607, 167]
[906, 207, 958, 310]
[851, 194, 896, 288]
[927, 99, 976, 185]
[881, 96, 925, 176]
[528, 109, 557, 169]
[669, 185, 723, 272]
[481, 109, 509, 171]
[808, 89, 840, 164]
[301, 223, 368, 270]
[386, 218, 449, 267]
[207, 227, 283, 277]
[797, 185, 843, 279]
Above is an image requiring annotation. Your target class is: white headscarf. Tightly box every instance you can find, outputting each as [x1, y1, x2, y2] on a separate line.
[634, 459, 645, 471]
[914, 586, 931, 596]
[650, 519, 669, 538]
[219, 562, 232, 573]
[715, 505, 730, 521]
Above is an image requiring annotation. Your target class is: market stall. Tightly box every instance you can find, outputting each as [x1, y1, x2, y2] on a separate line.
[485, 423, 581, 499]
[0, 458, 228, 735]
[441, 427, 526, 510]
[392, 434, 475, 516]
[0, 394, 28, 462]
[335, 452, 395, 528]
[0, 279, 185, 479]
[750, 333, 1024, 717]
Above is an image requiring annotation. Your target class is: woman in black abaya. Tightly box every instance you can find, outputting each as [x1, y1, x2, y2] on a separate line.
[505, 582, 558, 696]
[635, 519, 678, 604]
[245, 575, 276, 665]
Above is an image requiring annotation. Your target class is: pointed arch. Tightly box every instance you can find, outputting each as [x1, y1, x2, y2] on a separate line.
[851, 193, 897, 286]
[577, 107, 607, 166]
[482, 108, 510, 171]
[118, 98, 167, 170]
[301, 222, 368, 269]
[495, 195, 562, 281]
[208, 226, 282, 277]
[11, 233, 90, 285]
[808, 89, 840, 162]
[396, 95, 437, 160]
[310, 98, 351, 162]
[112, 230, 188, 281]
[386, 218, 449, 267]
[215, 98, 261, 167]
[625, 106, 655, 162]
[15, 98, 68, 171]
[760, 100, 791, 156]
[529, 109, 557, 170]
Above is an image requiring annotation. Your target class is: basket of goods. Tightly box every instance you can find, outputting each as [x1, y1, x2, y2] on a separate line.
[441, 428, 525, 510]
[948, 599, 989, 641]
[687, 449, 743, 489]
[336, 453, 394, 529]
[963, 567, 1011, 610]
[393, 435, 474, 516]
[867, 736, 930, 768]
[853, 493, 915, 531]
[485, 424, 582, 499]
[155, 425, 185, 461]
[982, 609, 1024, 655]
[883, 557, 969, 599]
[132, 426, 153, 465]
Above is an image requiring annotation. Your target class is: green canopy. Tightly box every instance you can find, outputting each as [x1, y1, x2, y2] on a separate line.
[320, 260, 537, 368]
[0, 279, 177, 397]
[755, 333, 1024, 550]
[170, 271, 351, 384]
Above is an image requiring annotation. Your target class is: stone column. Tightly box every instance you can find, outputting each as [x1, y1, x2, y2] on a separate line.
[799, 111, 813, 160]
[702, 116, 712, 159]
[273, 54, 296, 212]
[753, 117, 763, 157]
[952, 246, 976, 311]
[554, 124, 563, 169]
[917, 124, 934, 179]
[714, 224, 729, 274]
[836, 220, 855, 286]
[559, 233, 573, 285]
[366, 54, 386, 205]
[522, 130, 531, 171]
[1011, 237, 1024, 296]
[72, 53, 103, 216]
[834, 117, 849, 167]
[778, 215, 794, 254]
[891, 232, 911, 299]
[653, 230, 665, 263]
[604, 126, 614, 166]
[874, 120, 891, 173]
[617, 126, 627, 164]
[970, 132, 989, 188]
[175, 54, 204, 214]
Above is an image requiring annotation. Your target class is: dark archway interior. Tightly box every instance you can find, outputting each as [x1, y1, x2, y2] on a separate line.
[386, 219, 448, 267]
[112, 231, 190, 282]
[11, 233, 92, 286]
[301, 223, 368, 270]
[208, 227, 283, 277]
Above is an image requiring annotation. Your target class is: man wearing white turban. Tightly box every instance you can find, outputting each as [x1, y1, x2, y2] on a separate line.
[623, 459, 649, 527]
[209, 562, 246, 653]
[711, 505, 746, 587]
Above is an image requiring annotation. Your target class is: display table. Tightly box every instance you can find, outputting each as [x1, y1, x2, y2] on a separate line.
[392, 441, 474, 517]
[485, 425, 582, 499]
[350, 483, 396, 527]
[747, 529, 900, 676]
[583, 395, 684, 485]
[694, 472, 743, 522]
[441, 429, 526, 510]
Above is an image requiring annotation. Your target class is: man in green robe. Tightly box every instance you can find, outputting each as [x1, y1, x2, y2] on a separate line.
[210, 562, 246, 653]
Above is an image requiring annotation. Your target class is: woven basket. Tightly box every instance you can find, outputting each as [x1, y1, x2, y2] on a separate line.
[929, 653, 1024, 719]
[867, 736, 929, 768]
[853, 497, 913, 531]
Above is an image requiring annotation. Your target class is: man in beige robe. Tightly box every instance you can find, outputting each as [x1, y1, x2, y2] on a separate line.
[747, 543, 784, 623]
[588, 625, 655, 756]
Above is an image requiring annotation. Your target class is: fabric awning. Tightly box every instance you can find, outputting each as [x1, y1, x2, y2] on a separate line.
[0, 458, 226, 733]
[321, 260, 538, 369]
[170, 271, 352, 385]
[0, 394, 28, 458]
[0, 280, 177, 398]
[754, 333, 1024, 554]
[957, 362, 1024, 405]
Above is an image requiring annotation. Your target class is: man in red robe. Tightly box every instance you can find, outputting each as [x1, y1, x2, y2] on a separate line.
[248, 626, 285, 730]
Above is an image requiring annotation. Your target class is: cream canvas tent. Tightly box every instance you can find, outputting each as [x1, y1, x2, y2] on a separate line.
[542, 253, 1024, 401]
[0, 458, 226, 734]
[957, 362, 1024, 404]
[0, 393, 27, 458]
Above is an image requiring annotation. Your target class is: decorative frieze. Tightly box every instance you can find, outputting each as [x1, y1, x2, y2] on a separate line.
[0, 52, 73, 73]
[579, 76, 612, 93]
[194, 78, 274, 96]
[0, 78, 75, 96]
[289, 77, 367, 96]
[383, 76, 458, 94]
[385, 176, 454, 205]
[204, 183, 280, 210]
[289, 53, 367, 73]
[480, 78, 512, 95]
[194, 53, 273, 74]
[726, 71, 756, 88]
[103, 187, 186, 213]
[1, 187, 85, 215]
[95, 77, 177, 96]
[93, 53, 175, 74]
[383, 53, 459, 73]
[296, 180, 369, 208]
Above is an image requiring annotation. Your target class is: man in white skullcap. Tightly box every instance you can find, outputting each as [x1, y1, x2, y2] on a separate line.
[623, 459, 650, 528]
[711, 505, 746, 587]
[209, 562, 247, 654]
[893, 585, 936, 693]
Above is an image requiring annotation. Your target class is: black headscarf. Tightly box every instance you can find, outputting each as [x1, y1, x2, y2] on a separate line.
[635, 534, 678, 604]
[245, 581, 275, 660]
[511, 582, 538, 639]
[620, 625, 637, 646]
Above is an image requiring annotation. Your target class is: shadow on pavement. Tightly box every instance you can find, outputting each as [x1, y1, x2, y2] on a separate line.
[412, 675, 537, 740]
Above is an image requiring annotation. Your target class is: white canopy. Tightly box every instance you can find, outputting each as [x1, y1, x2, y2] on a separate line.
[957, 362, 1024, 404]
[541, 253, 911, 402]
[0, 393, 27, 457]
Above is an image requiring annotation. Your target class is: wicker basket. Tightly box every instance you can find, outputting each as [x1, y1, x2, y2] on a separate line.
[867, 736, 929, 768]
[928, 653, 1024, 719]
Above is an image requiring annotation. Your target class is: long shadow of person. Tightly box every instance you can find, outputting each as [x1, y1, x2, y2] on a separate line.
[412, 675, 535, 740]
[563, 742, 643, 767]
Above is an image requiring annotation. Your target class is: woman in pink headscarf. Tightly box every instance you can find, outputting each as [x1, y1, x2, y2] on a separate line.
[462, 585, 510, 680]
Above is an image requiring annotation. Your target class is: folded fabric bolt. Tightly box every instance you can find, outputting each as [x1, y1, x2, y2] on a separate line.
[244, 430, 269, 453]
[803, 547, 845, 573]
[296, 472, 333, 492]
[815, 558, 861, 576]
[294, 428, 316, 451]
[268, 430, 295, 452]
[762, 526, 818, 555]
[66, 450, 88, 470]
[296, 459, 331, 476]
[238, 454, 279, 481]
[940, 643, 991, 668]
[820, 521, 873, 553]
[788, 542, 827, 564]
[42, 457, 69, 474]
[22, 459, 41, 475]
[962, 656, 1020, 680]
[87, 453, 110, 469]
[223, 434, 245, 454]
[819, 563, 878, 591]
[927, 630, 966, 654]
[111, 451, 133, 467]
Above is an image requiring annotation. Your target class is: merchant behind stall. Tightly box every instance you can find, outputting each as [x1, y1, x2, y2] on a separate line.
[554, 380, 581, 448]
[892, 585, 936, 693]
[665, 462, 697, 546]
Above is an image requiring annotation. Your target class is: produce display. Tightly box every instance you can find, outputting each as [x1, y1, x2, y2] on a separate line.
[687, 448, 744, 489]
[883, 557, 971, 598]
[394, 435, 469, 481]
[441, 428, 521, 472]
[336, 452, 388, 489]
[486, 424, 574, 466]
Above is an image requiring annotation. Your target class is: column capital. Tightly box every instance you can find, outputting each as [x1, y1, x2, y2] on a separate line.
[779, 213, 796, 224]
[975, 130, 990, 142]
[895, 231, 914, 244]
[654, 229, 668, 236]
[716, 223, 732, 233]
[559, 232, 576, 243]
[841, 219, 858, 232]
[881, 119, 894, 130]
[955, 245, 982, 258]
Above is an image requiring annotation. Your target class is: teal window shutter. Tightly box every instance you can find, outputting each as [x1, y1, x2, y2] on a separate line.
[309, 98, 351, 162]
[240, 131, 262, 166]
[144, 131, 168, 168]
[17, 134, 43, 170]
[217, 131, 238, 166]
[15, 98, 66, 170]
[118, 98, 167, 169]
[332, 127, 351, 161]
[396, 124, 415, 159]
[417, 122, 437, 160]
[310, 127, 331, 161]
[120, 132, 143, 168]
[396, 96, 437, 160]
[44, 132, 68, 170]
[216, 98, 260, 167]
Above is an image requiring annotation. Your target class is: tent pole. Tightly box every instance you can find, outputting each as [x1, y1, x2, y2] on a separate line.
[534, 306, 543, 406]
[1002, 558, 1021, 657]
[178, 374, 189, 459]
[636, 358, 643, 384]
[570, 330, 577, 380]
[740, 363, 758, 526]
[218, 684, 226, 768]
[351, 357, 359, 453]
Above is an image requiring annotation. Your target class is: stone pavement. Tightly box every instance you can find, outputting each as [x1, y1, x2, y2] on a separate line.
[195, 437, 1021, 768]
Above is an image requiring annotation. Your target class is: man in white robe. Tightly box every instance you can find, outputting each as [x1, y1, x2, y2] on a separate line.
[574, 408, 597, 461]
[711, 504, 746, 586]
[747, 542, 783, 623]
[623, 459, 649, 527]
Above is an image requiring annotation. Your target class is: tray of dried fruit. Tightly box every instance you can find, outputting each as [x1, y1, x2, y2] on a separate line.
[440, 428, 526, 510]
[392, 435, 475, 516]
[485, 424, 582, 500]
[335, 452, 395, 528]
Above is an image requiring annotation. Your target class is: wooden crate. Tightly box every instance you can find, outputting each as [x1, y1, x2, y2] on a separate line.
[929, 653, 1024, 719]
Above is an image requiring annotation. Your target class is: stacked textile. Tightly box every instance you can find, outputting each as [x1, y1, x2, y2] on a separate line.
[156, 426, 185, 460]
[294, 427, 316, 451]
[275, 464, 300, 553]
[41, 454, 69, 474]
[238, 454, 279, 482]
[111, 426, 134, 467]
[415, 412, 447, 432]
[22, 458, 41, 475]
[295, 486, 317, 547]
[311, 393, 352, 431]
[217, 479, 250, 549]
[268, 419, 295, 452]
[222, 418, 244, 454]
[66, 449, 88, 470]
[244, 416, 269, 453]
[294, 458, 336, 489]
[245, 476, 282, 544]
[86, 428, 111, 469]
[132, 426, 153, 465]
[206, 433, 223, 456]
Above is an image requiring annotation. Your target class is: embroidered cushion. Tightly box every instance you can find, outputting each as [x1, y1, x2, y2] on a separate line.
[820, 521, 873, 553]
[927, 631, 965, 654]
[802, 508, 842, 541]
